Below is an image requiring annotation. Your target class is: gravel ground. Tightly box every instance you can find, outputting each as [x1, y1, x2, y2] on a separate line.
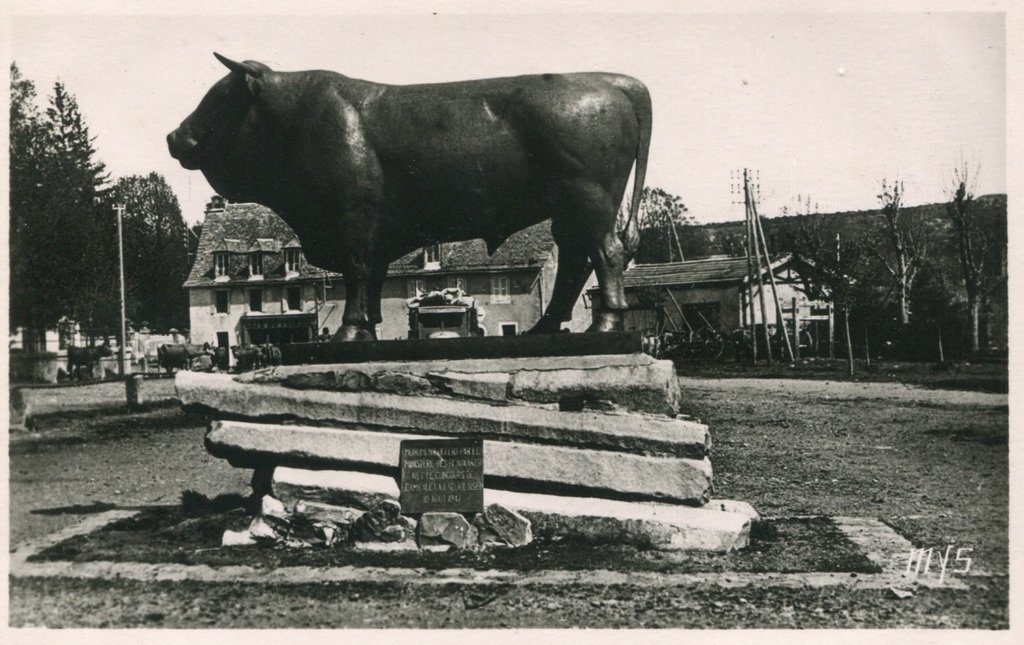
[7, 373, 1009, 628]
[8, 576, 1007, 628]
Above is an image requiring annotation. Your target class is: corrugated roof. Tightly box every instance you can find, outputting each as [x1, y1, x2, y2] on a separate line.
[623, 255, 792, 289]
[185, 202, 555, 288]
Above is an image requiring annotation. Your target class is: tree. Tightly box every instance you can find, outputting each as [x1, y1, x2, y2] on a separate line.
[44, 80, 117, 331]
[871, 179, 933, 326]
[9, 63, 57, 345]
[634, 186, 710, 263]
[9, 67, 117, 343]
[108, 173, 191, 330]
[793, 215, 876, 375]
[946, 164, 1006, 353]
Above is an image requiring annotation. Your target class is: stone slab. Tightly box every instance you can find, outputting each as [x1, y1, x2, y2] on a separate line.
[211, 420, 713, 504]
[274, 467, 400, 511]
[178, 372, 708, 458]
[240, 353, 679, 414]
[269, 467, 747, 551]
[280, 331, 642, 364]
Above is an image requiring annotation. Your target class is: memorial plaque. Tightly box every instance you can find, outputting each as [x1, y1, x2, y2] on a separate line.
[399, 438, 484, 514]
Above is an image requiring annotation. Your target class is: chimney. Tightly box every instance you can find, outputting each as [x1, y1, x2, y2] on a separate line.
[205, 195, 227, 215]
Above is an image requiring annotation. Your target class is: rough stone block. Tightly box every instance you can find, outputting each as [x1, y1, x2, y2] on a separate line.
[221, 529, 256, 547]
[373, 371, 433, 396]
[352, 500, 407, 542]
[426, 371, 510, 402]
[509, 359, 681, 415]
[260, 495, 289, 521]
[478, 503, 532, 546]
[208, 420, 713, 504]
[418, 512, 479, 549]
[707, 499, 760, 520]
[293, 500, 364, 526]
[248, 516, 280, 542]
[273, 467, 400, 511]
[180, 372, 709, 459]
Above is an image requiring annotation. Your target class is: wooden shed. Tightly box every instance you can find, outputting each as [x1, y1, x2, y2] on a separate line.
[592, 254, 834, 356]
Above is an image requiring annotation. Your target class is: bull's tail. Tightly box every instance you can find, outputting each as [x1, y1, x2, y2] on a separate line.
[606, 75, 652, 261]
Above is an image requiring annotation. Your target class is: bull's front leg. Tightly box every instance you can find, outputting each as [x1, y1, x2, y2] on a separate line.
[333, 208, 385, 342]
[335, 274, 377, 341]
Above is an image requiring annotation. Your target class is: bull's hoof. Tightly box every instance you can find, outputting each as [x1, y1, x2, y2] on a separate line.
[586, 311, 625, 333]
[333, 324, 376, 342]
[525, 314, 565, 335]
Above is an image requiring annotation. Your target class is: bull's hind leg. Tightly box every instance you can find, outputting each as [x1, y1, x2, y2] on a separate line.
[562, 183, 628, 333]
[585, 229, 628, 332]
[527, 220, 591, 334]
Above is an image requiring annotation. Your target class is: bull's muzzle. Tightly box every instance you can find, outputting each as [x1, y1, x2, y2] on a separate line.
[167, 130, 202, 170]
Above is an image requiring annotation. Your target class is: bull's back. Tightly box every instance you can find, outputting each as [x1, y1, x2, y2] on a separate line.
[357, 73, 641, 232]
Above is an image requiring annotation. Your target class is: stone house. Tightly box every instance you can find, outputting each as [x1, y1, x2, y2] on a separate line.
[184, 198, 595, 356]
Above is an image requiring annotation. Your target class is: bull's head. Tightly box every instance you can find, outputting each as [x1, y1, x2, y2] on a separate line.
[167, 54, 273, 199]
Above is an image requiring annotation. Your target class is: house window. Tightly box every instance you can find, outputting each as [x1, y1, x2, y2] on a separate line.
[407, 279, 426, 299]
[500, 322, 519, 336]
[285, 248, 301, 273]
[446, 275, 464, 291]
[249, 288, 263, 312]
[286, 286, 301, 311]
[249, 253, 263, 277]
[490, 276, 510, 303]
[215, 290, 229, 314]
[424, 243, 442, 269]
[214, 252, 229, 277]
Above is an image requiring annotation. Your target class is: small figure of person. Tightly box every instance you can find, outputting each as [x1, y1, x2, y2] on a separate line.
[318, 327, 332, 342]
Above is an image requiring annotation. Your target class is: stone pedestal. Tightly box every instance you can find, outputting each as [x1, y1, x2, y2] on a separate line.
[179, 349, 755, 552]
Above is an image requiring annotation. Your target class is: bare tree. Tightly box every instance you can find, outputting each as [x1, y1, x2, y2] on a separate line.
[794, 216, 874, 376]
[872, 179, 932, 326]
[946, 163, 1003, 353]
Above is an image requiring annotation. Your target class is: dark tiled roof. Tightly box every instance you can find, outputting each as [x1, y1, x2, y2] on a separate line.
[389, 221, 555, 275]
[622, 255, 792, 289]
[185, 202, 555, 288]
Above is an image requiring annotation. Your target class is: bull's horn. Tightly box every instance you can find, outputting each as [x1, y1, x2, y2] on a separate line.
[214, 52, 264, 78]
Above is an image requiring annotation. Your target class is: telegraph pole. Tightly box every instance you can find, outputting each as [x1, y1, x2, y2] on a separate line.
[114, 204, 127, 376]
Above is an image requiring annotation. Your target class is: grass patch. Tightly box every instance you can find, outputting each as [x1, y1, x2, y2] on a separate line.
[30, 500, 880, 575]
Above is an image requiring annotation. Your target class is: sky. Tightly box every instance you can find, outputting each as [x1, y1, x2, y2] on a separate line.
[5, 3, 1008, 226]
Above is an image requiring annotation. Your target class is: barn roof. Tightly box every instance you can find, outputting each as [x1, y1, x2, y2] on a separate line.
[623, 254, 794, 289]
[185, 202, 555, 288]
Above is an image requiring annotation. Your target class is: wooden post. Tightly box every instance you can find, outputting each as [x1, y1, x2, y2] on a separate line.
[791, 297, 800, 360]
[938, 326, 945, 363]
[844, 309, 855, 376]
[829, 303, 836, 359]
[751, 198, 795, 361]
[126, 374, 144, 410]
[864, 327, 871, 366]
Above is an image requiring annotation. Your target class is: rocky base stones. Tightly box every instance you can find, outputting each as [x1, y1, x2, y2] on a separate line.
[221, 493, 536, 551]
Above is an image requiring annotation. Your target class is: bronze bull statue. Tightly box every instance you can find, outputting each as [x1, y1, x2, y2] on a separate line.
[168, 54, 651, 341]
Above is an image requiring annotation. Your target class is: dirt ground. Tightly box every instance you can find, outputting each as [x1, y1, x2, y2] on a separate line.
[7, 370, 1010, 628]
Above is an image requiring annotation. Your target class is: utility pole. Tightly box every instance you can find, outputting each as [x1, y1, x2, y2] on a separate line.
[114, 204, 127, 377]
[744, 170, 773, 365]
[732, 169, 757, 363]
[750, 193, 795, 361]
